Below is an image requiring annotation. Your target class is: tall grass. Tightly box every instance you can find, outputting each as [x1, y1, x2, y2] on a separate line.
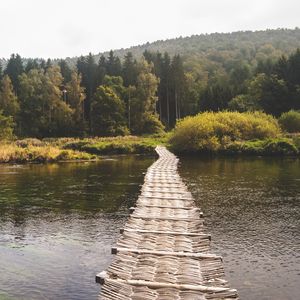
[0, 143, 94, 163]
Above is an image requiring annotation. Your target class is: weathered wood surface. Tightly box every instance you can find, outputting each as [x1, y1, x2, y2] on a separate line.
[97, 146, 238, 299]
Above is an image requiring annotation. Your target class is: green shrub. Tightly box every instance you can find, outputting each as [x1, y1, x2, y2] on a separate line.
[279, 110, 300, 133]
[0, 111, 14, 140]
[141, 113, 165, 135]
[224, 138, 298, 155]
[263, 138, 298, 155]
[170, 111, 281, 153]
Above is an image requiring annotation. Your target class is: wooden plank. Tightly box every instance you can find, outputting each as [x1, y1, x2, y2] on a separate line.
[130, 214, 204, 221]
[120, 228, 211, 240]
[101, 277, 238, 294]
[133, 204, 202, 210]
[111, 247, 221, 259]
[139, 195, 194, 201]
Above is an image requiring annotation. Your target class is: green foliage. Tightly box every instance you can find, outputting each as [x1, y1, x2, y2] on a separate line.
[248, 73, 289, 116]
[225, 138, 298, 155]
[279, 110, 300, 133]
[130, 59, 161, 134]
[63, 136, 166, 155]
[228, 94, 260, 112]
[19, 67, 73, 137]
[4, 54, 24, 94]
[169, 111, 281, 153]
[66, 70, 86, 132]
[0, 143, 95, 163]
[141, 112, 165, 135]
[0, 75, 20, 118]
[91, 86, 128, 136]
[0, 111, 14, 140]
[2, 29, 300, 138]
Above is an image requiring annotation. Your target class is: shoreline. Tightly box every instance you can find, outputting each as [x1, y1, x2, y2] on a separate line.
[1, 135, 300, 165]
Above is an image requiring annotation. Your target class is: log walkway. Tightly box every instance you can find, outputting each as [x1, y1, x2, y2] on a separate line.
[96, 146, 238, 299]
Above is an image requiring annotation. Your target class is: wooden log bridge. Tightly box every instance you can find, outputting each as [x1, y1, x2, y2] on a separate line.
[96, 146, 238, 299]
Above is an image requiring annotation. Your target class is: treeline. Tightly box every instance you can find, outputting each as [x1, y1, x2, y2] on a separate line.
[200, 49, 300, 116]
[1, 47, 300, 139]
[0, 52, 167, 138]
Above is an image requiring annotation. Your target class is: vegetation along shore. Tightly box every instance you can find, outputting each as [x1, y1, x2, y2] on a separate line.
[1, 29, 300, 163]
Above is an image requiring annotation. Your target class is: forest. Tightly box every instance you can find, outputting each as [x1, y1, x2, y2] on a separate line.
[1, 28, 300, 139]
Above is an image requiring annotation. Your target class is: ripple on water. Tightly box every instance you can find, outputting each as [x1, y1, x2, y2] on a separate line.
[180, 156, 300, 300]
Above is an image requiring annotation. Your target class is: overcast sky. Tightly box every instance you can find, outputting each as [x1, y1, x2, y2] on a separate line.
[1, 0, 299, 59]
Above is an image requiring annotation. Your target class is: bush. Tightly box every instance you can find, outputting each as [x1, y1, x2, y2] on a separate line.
[15, 138, 44, 147]
[169, 111, 281, 153]
[279, 110, 300, 133]
[141, 113, 165, 135]
[224, 138, 298, 155]
[263, 138, 298, 155]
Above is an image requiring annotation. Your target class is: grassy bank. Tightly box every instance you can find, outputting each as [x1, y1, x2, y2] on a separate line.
[169, 112, 300, 156]
[0, 143, 95, 163]
[0, 135, 168, 164]
[61, 135, 168, 155]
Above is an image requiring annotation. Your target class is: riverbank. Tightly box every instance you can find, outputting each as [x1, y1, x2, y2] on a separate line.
[169, 112, 300, 156]
[170, 136, 300, 156]
[0, 136, 167, 163]
[1, 132, 300, 164]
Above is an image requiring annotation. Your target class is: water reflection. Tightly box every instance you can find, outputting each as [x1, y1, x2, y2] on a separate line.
[0, 156, 154, 300]
[179, 156, 300, 300]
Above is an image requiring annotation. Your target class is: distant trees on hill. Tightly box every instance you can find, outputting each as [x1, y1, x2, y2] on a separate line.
[0, 44, 300, 138]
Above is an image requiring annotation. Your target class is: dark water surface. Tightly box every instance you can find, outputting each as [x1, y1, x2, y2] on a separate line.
[0, 156, 154, 300]
[0, 156, 299, 300]
[179, 156, 300, 300]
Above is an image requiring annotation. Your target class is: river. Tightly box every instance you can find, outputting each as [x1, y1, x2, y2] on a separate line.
[0, 155, 299, 299]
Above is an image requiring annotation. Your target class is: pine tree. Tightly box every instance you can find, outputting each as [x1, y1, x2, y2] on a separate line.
[122, 52, 138, 87]
[58, 59, 72, 83]
[76, 53, 97, 127]
[107, 50, 122, 76]
[96, 55, 107, 87]
[4, 54, 24, 94]
[25, 59, 40, 73]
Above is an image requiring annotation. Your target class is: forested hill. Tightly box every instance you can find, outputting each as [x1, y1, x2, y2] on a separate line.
[1, 28, 300, 139]
[66, 28, 300, 67]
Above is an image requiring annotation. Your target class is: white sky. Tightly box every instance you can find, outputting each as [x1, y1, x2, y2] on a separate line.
[1, 0, 299, 59]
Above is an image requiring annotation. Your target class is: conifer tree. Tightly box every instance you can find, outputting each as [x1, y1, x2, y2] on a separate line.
[107, 50, 122, 76]
[122, 52, 138, 87]
[4, 54, 24, 94]
[58, 59, 72, 83]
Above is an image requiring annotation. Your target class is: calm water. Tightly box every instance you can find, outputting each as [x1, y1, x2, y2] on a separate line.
[179, 156, 300, 300]
[0, 156, 154, 300]
[0, 156, 299, 300]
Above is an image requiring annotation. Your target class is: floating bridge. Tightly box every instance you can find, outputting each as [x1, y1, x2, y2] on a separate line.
[96, 146, 238, 299]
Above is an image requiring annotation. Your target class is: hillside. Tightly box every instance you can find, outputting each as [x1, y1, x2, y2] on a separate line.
[1, 28, 300, 71]
[64, 28, 300, 69]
